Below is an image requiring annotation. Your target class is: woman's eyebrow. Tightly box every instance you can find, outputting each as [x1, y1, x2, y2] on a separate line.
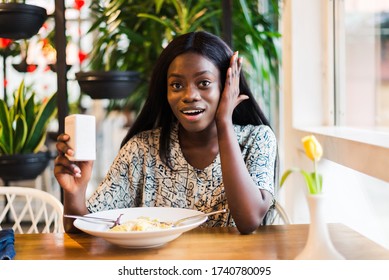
[168, 70, 215, 79]
[167, 73, 183, 79]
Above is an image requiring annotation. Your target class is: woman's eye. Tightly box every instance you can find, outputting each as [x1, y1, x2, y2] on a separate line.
[199, 80, 211, 87]
[170, 82, 183, 90]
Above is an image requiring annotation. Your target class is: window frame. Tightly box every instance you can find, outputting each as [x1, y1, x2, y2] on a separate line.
[281, 0, 389, 184]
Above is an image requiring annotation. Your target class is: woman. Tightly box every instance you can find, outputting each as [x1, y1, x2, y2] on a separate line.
[55, 31, 277, 234]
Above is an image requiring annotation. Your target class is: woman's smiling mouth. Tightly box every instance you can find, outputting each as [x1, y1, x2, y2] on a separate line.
[179, 108, 206, 121]
[181, 109, 205, 116]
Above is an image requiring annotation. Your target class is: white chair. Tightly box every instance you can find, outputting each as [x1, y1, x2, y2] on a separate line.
[0, 186, 64, 233]
[266, 201, 291, 225]
[273, 201, 291, 224]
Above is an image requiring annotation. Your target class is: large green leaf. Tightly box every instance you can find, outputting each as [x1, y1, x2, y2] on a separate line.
[137, 13, 176, 32]
[13, 114, 28, 154]
[24, 93, 36, 132]
[0, 141, 9, 155]
[22, 93, 57, 153]
[0, 99, 13, 154]
[280, 168, 297, 187]
[14, 80, 26, 117]
[32, 133, 47, 154]
[280, 168, 323, 195]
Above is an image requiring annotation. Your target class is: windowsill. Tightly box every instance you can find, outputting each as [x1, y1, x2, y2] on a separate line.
[290, 126, 389, 183]
[295, 126, 389, 149]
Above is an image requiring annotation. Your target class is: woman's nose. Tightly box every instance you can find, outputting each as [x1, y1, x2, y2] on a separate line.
[183, 86, 201, 102]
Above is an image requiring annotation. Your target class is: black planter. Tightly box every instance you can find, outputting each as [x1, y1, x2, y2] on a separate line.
[12, 60, 38, 73]
[49, 63, 72, 73]
[0, 151, 51, 182]
[75, 71, 141, 99]
[0, 3, 47, 40]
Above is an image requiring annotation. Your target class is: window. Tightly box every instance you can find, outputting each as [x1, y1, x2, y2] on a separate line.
[335, 1, 389, 127]
[282, 0, 389, 249]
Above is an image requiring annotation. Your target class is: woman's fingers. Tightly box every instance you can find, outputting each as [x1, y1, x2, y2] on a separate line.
[56, 142, 72, 156]
[216, 51, 248, 124]
[226, 52, 242, 93]
[56, 133, 75, 157]
[232, 52, 242, 76]
[54, 164, 80, 177]
[54, 155, 82, 177]
[57, 133, 70, 142]
[226, 52, 247, 102]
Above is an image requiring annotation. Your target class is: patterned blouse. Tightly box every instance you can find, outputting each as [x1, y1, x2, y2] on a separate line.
[87, 123, 277, 227]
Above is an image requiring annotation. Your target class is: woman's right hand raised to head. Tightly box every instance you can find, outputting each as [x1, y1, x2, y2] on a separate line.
[54, 133, 93, 195]
[215, 51, 249, 125]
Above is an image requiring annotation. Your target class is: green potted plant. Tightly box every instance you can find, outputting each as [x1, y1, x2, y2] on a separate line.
[0, 80, 57, 183]
[74, 1, 153, 101]
[0, 0, 47, 40]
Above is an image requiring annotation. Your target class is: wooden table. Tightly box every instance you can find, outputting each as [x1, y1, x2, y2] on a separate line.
[14, 224, 389, 260]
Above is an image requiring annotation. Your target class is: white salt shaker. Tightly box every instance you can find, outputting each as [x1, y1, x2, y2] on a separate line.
[64, 114, 96, 161]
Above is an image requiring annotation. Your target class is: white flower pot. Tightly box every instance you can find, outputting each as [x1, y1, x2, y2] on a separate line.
[295, 194, 345, 260]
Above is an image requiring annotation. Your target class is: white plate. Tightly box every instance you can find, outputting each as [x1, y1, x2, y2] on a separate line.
[73, 207, 207, 248]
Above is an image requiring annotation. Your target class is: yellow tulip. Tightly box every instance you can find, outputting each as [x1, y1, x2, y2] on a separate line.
[281, 135, 324, 194]
[302, 135, 322, 161]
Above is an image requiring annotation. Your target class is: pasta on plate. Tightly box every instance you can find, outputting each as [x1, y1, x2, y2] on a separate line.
[108, 217, 173, 232]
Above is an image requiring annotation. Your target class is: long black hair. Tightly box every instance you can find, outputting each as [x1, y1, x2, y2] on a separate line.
[121, 31, 271, 165]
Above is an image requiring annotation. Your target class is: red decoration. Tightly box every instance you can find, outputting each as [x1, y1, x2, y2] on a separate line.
[74, 0, 85, 10]
[0, 38, 13, 49]
[78, 50, 87, 64]
[27, 64, 37, 73]
[42, 38, 49, 47]
[41, 22, 49, 31]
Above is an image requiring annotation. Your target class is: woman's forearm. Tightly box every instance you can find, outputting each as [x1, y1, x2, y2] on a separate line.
[217, 121, 272, 234]
[63, 189, 89, 233]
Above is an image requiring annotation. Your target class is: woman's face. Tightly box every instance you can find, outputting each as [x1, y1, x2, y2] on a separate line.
[167, 52, 221, 133]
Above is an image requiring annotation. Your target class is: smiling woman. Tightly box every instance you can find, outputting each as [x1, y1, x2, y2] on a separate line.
[167, 53, 221, 136]
[54, 31, 278, 235]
